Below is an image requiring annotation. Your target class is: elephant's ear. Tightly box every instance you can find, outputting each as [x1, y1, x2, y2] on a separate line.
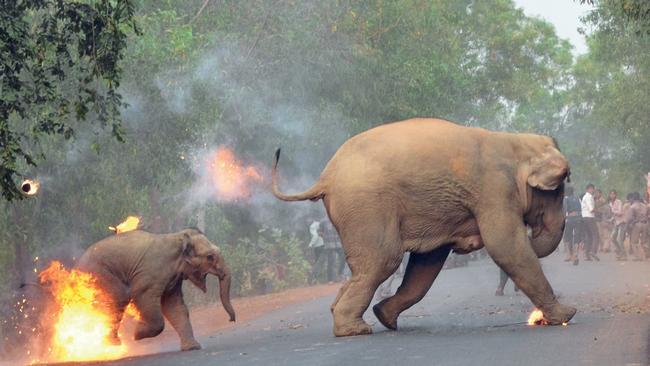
[181, 233, 196, 264]
[526, 147, 569, 191]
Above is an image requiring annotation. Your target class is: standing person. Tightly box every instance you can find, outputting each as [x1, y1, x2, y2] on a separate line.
[308, 219, 325, 284]
[594, 189, 610, 252]
[333, 236, 347, 281]
[627, 192, 648, 261]
[320, 218, 341, 282]
[377, 253, 410, 300]
[621, 193, 634, 257]
[563, 185, 582, 265]
[609, 190, 627, 260]
[581, 184, 600, 261]
[495, 268, 520, 296]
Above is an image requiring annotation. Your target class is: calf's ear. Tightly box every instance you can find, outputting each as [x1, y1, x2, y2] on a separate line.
[181, 233, 196, 263]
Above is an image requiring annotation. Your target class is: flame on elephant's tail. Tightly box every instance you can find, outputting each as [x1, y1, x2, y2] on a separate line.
[207, 146, 263, 201]
[109, 216, 141, 234]
[30, 261, 129, 363]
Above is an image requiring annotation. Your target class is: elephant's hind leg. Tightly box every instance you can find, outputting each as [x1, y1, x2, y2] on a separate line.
[330, 280, 350, 314]
[132, 289, 165, 340]
[331, 218, 403, 337]
[373, 246, 450, 330]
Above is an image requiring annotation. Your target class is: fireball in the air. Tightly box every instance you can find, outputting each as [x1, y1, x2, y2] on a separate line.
[20, 179, 40, 197]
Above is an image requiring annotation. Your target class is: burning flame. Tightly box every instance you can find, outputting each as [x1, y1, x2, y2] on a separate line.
[527, 308, 546, 325]
[109, 216, 141, 234]
[124, 301, 141, 321]
[207, 146, 263, 201]
[33, 261, 132, 363]
[20, 179, 40, 197]
[527, 308, 569, 326]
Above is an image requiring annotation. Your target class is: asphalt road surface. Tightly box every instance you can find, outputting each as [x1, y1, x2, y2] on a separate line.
[70, 252, 650, 366]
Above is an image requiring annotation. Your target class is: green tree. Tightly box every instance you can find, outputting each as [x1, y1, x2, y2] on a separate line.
[0, 0, 138, 200]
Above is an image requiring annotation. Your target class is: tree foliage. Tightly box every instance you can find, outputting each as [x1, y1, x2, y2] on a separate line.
[2, 1, 650, 351]
[565, 0, 650, 191]
[0, 0, 138, 200]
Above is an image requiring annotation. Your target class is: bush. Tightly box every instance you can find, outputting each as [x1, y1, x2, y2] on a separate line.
[222, 227, 310, 296]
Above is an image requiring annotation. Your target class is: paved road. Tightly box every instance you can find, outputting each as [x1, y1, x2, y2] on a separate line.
[76, 253, 650, 366]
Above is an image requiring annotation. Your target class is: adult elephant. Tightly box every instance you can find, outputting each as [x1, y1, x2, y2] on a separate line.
[272, 118, 575, 337]
[76, 228, 235, 351]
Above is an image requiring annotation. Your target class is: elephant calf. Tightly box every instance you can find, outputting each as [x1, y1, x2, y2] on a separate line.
[272, 118, 575, 337]
[76, 228, 235, 351]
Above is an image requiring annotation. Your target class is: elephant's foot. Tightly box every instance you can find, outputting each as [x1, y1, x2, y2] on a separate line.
[105, 333, 121, 346]
[541, 303, 577, 325]
[134, 321, 165, 340]
[180, 339, 202, 351]
[333, 319, 373, 337]
[372, 301, 398, 330]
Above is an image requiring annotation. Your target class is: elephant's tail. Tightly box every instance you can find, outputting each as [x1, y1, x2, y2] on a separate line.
[272, 148, 325, 202]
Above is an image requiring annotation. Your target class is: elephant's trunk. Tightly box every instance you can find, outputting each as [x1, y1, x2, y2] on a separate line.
[218, 266, 236, 322]
[527, 189, 565, 258]
[530, 222, 564, 258]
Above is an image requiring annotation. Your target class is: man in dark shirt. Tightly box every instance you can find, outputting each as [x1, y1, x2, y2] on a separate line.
[563, 185, 582, 265]
[320, 219, 343, 282]
[627, 192, 648, 261]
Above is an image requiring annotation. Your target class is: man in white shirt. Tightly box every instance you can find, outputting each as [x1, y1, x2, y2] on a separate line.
[581, 184, 600, 261]
[308, 220, 325, 284]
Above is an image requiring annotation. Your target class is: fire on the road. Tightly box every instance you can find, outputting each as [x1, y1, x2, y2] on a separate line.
[527, 308, 568, 326]
[31, 261, 140, 363]
[527, 308, 546, 325]
[109, 216, 141, 234]
[207, 146, 263, 201]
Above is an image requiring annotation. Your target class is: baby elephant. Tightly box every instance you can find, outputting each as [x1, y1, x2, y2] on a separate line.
[76, 228, 235, 351]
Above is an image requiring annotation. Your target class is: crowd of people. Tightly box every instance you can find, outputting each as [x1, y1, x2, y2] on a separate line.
[562, 183, 650, 265]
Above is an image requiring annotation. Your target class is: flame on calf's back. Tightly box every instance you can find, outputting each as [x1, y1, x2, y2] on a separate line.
[109, 216, 141, 234]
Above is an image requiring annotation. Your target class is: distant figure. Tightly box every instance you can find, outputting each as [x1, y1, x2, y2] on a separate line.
[620, 193, 634, 258]
[594, 189, 611, 252]
[609, 190, 626, 260]
[563, 185, 582, 265]
[308, 219, 325, 284]
[376, 253, 410, 300]
[495, 268, 519, 296]
[626, 192, 648, 261]
[581, 183, 600, 261]
[320, 219, 341, 282]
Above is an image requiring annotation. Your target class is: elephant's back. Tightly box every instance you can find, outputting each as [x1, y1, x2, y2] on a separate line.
[77, 231, 154, 272]
[320, 118, 485, 189]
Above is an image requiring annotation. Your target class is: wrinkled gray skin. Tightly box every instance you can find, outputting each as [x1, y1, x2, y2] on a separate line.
[272, 118, 575, 337]
[76, 228, 235, 351]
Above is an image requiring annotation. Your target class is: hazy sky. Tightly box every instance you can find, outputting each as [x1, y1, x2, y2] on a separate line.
[513, 0, 593, 55]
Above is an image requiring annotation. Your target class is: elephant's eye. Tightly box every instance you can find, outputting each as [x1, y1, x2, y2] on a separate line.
[207, 254, 215, 262]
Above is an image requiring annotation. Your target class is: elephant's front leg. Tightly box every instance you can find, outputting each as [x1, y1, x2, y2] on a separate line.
[478, 209, 576, 324]
[162, 284, 201, 351]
